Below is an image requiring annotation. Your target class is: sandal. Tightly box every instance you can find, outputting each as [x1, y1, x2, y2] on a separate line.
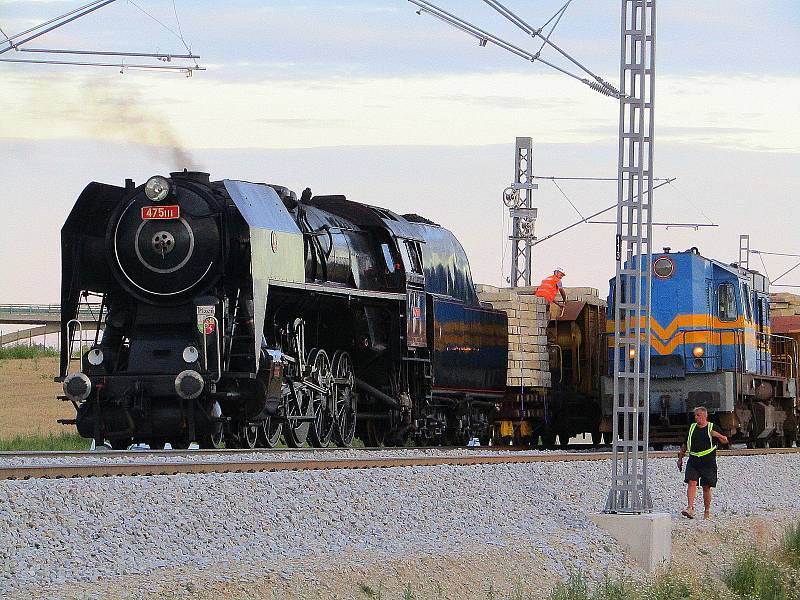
[704, 511, 711, 520]
[681, 508, 695, 519]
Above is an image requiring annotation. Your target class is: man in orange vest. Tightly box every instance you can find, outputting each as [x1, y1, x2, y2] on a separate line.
[535, 267, 567, 317]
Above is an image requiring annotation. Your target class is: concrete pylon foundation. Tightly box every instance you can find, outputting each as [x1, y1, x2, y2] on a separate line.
[590, 512, 672, 572]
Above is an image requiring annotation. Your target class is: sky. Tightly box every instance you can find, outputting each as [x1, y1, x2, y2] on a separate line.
[1, 0, 799, 303]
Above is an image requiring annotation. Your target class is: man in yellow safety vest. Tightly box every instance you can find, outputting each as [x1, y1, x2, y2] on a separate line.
[677, 406, 729, 519]
[535, 267, 567, 318]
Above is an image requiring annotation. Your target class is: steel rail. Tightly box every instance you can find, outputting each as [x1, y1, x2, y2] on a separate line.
[1, 447, 797, 481]
[0, 445, 539, 458]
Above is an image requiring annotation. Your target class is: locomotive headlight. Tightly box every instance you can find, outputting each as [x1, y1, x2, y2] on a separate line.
[692, 345, 705, 358]
[87, 348, 104, 366]
[628, 348, 636, 359]
[144, 175, 171, 202]
[182, 346, 199, 363]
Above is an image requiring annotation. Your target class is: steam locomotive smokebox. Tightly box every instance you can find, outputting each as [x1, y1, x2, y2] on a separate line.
[107, 174, 222, 304]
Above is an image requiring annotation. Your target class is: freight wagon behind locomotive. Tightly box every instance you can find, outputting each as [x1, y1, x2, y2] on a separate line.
[58, 171, 507, 448]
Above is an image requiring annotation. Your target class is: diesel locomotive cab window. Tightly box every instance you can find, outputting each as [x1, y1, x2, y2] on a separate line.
[742, 283, 752, 321]
[718, 282, 737, 321]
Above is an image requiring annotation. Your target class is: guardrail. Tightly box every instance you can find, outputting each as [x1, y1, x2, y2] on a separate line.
[0, 304, 99, 317]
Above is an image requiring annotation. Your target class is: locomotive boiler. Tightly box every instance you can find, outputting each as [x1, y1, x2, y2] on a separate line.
[58, 171, 507, 449]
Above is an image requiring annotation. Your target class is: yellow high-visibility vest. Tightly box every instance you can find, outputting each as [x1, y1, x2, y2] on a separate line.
[687, 422, 717, 457]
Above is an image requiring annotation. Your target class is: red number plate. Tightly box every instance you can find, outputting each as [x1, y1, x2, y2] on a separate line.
[141, 205, 180, 220]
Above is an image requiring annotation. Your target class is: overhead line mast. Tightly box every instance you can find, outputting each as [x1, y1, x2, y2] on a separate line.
[410, 0, 657, 514]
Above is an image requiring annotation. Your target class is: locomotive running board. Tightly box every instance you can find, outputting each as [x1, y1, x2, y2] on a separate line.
[271, 280, 405, 301]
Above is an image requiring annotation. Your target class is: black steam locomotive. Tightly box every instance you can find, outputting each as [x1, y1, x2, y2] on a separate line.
[59, 171, 507, 448]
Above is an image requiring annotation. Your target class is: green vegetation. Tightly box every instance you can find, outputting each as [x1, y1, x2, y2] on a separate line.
[780, 520, 800, 568]
[359, 519, 800, 600]
[0, 431, 88, 451]
[724, 552, 787, 600]
[0, 344, 59, 360]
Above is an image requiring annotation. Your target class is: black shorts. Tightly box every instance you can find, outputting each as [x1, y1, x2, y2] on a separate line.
[685, 459, 717, 487]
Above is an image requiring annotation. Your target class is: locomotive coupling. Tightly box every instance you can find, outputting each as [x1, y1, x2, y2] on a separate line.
[63, 372, 92, 402]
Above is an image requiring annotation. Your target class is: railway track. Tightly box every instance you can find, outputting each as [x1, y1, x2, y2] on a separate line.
[1, 446, 797, 480]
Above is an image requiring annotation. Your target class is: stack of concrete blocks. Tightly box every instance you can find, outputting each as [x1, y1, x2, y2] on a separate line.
[562, 286, 604, 305]
[770, 293, 800, 317]
[476, 284, 607, 390]
[475, 284, 551, 389]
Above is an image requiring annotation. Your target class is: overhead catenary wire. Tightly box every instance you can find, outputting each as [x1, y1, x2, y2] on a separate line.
[17, 48, 199, 59]
[663, 179, 715, 226]
[0, 0, 117, 54]
[1, 0, 202, 73]
[770, 260, 800, 285]
[551, 179, 586, 221]
[0, 57, 199, 72]
[172, 0, 189, 49]
[751, 250, 800, 258]
[539, 0, 573, 31]
[481, 0, 619, 96]
[757, 253, 771, 281]
[535, 0, 572, 56]
[409, 0, 618, 97]
[1, 0, 109, 49]
[127, 0, 195, 59]
[532, 178, 677, 246]
[534, 176, 674, 182]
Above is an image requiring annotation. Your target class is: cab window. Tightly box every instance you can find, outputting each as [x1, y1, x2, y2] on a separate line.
[400, 240, 423, 274]
[742, 283, 752, 321]
[718, 282, 737, 321]
[381, 244, 396, 273]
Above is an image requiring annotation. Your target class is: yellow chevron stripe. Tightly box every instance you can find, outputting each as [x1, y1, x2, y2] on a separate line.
[604, 312, 768, 355]
[606, 314, 749, 342]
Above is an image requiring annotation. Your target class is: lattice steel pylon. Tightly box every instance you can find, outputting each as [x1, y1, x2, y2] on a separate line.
[605, 0, 656, 514]
[739, 234, 750, 270]
[504, 137, 538, 287]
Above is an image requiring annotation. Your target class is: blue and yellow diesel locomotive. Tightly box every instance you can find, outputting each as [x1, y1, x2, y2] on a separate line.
[602, 247, 799, 446]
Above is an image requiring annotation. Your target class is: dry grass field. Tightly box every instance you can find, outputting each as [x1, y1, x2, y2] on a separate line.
[0, 357, 73, 438]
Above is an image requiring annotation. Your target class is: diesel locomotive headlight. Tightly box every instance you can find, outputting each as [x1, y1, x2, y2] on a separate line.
[182, 346, 199, 363]
[628, 348, 636, 359]
[87, 348, 104, 366]
[144, 175, 171, 202]
[692, 345, 705, 358]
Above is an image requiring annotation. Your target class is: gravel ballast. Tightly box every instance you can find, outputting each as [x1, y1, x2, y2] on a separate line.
[1, 453, 798, 599]
[0, 447, 565, 468]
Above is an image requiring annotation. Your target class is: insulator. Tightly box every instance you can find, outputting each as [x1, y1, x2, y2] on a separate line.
[583, 78, 621, 98]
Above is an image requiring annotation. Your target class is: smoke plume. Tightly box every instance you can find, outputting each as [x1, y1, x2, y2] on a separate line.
[80, 80, 199, 170]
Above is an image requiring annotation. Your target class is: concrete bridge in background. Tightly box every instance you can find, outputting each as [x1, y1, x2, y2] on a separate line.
[0, 304, 100, 346]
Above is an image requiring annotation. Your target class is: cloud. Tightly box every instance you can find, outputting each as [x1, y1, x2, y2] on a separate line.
[256, 117, 347, 128]
[1, 70, 797, 154]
